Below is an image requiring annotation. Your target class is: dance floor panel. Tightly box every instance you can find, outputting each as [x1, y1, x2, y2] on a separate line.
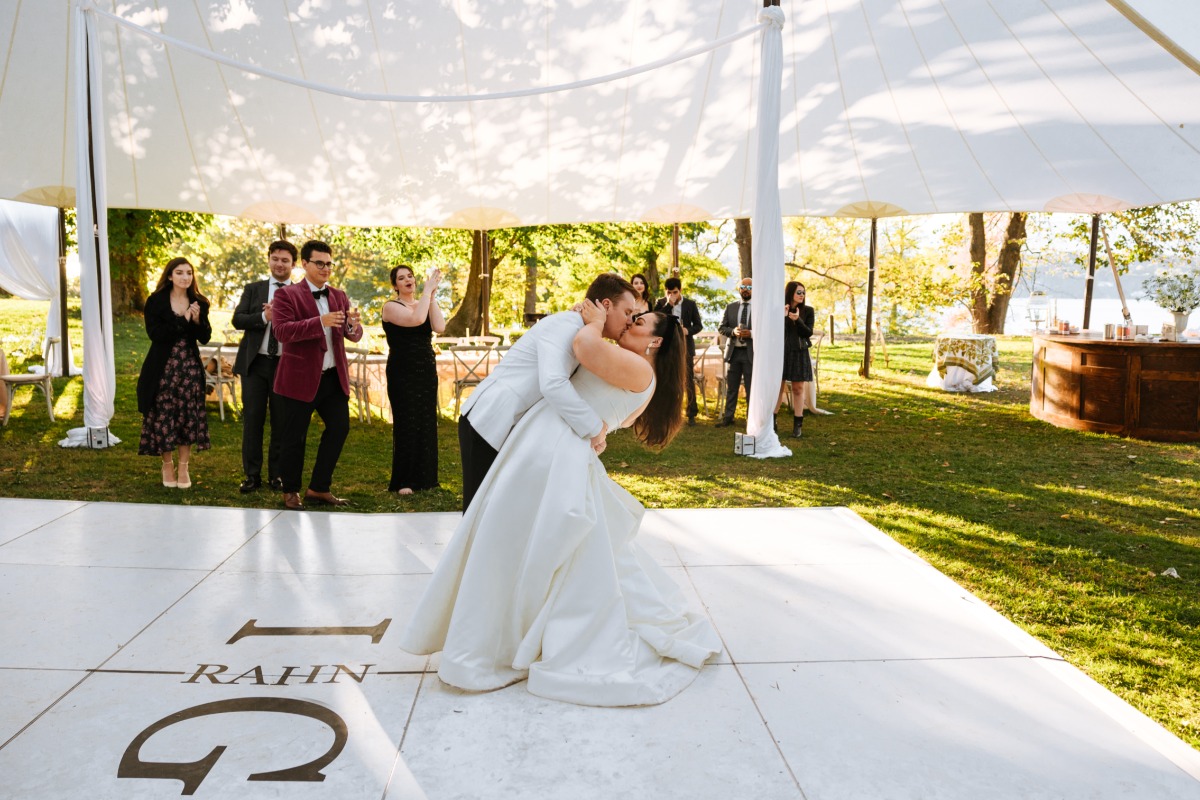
[1, 498, 1197, 799]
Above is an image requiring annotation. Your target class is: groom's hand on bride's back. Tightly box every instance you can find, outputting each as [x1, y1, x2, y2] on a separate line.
[590, 422, 608, 454]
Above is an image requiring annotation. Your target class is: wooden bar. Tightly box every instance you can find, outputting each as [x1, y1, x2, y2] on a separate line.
[1030, 334, 1200, 441]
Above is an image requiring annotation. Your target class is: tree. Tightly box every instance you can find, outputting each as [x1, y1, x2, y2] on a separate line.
[1063, 202, 1200, 272]
[784, 216, 867, 332]
[963, 212, 1027, 334]
[105, 210, 211, 314]
[734, 218, 752, 280]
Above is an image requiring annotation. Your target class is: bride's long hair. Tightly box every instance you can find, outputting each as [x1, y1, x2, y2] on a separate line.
[633, 311, 687, 449]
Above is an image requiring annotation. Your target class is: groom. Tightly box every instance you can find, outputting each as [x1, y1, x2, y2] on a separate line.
[458, 273, 640, 511]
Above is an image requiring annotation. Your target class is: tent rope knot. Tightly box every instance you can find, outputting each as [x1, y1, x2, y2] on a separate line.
[758, 6, 785, 30]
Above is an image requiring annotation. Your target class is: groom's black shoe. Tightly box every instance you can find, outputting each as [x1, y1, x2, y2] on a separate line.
[239, 476, 262, 494]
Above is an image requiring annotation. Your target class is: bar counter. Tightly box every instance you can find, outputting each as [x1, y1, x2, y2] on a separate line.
[1031, 334, 1200, 441]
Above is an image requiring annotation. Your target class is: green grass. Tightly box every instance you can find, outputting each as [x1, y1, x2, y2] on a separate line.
[2, 298, 1198, 748]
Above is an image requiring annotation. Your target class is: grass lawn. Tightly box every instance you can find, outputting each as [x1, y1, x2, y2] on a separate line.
[2, 297, 1198, 748]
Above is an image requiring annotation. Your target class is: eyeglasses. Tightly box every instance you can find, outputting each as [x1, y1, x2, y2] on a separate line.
[306, 259, 334, 269]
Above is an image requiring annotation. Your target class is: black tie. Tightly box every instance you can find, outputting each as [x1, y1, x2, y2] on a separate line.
[312, 288, 329, 300]
[267, 282, 285, 356]
[739, 301, 750, 329]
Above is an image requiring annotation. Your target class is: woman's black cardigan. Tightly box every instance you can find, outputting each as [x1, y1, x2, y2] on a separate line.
[136, 289, 212, 415]
[783, 304, 815, 354]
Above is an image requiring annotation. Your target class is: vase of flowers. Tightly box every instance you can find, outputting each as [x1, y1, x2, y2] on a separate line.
[1142, 268, 1200, 339]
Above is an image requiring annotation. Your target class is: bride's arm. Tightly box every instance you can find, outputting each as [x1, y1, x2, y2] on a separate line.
[573, 311, 653, 393]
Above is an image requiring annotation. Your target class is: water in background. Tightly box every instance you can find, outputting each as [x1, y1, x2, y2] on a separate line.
[938, 261, 1195, 335]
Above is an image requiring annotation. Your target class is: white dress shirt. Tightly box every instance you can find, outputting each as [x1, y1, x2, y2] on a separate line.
[305, 278, 336, 371]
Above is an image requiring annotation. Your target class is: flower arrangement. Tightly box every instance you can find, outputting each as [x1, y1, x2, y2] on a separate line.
[1141, 268, 1200, 313]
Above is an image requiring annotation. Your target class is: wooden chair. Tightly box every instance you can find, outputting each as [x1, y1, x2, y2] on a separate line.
[0, 337, 58, 426]
[345, 346, 373, 422]
[449, 345, 493, 417]
[461, 334, 502, 348]
[691, 332, 719, 413]
[199, 343, 240, 421]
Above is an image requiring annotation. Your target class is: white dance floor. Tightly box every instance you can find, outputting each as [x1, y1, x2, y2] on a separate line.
[2, 498, 1198, 799]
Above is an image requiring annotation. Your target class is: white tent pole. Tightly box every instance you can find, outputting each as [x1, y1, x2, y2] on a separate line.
[1100, 218, 1133, 328]
[744, 1, 788, 458]
[66, 0, 116, 448]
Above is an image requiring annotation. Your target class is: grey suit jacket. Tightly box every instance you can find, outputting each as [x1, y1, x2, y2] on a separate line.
[718, 300, 754, 361]
[231, 279, 271, 376]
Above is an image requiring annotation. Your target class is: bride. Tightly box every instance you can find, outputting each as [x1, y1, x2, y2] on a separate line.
[401, 304, 722, 706]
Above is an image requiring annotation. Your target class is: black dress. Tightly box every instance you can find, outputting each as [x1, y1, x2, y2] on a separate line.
[137, 290, 212, 456]
[782, 304, 815, 383]
[383, 306, 439, 491]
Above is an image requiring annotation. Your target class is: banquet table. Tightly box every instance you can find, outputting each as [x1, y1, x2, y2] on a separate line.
[928, 333, 998, 392]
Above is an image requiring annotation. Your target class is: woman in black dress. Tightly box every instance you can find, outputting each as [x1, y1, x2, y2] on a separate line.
[777, 281, 814, 439]
[136, 257, 212, 488]
[382, 264, 446, 495]
[630, 273, 653, 314]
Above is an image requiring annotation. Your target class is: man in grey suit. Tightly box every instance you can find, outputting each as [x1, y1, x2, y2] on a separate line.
[457, 273, 639, 511]
[231, 240, 297, 493]
[715, 277, 753, 427]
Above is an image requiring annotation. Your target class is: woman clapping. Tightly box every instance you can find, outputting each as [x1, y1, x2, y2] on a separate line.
[382, 265, 446, 495]
[136, 257, 212, 488]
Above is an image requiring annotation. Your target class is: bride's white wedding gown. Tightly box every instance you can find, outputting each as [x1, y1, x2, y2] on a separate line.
[400, 369, 722, 706]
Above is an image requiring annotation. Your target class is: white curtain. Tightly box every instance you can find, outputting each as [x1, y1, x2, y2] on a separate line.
[746, 5, 790, 459]
[62, 3, 117, 448]
[0, 199, 74, 376]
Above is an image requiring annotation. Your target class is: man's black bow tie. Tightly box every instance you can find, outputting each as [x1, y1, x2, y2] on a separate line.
[312, 288, 329, 300]
[273, 281, 286, 288]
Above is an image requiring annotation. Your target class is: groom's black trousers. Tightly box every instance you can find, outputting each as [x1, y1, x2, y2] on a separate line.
[458, 413, 498, 513]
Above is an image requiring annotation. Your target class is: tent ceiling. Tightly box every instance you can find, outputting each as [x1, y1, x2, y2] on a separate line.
[2, 0, 1200, 227]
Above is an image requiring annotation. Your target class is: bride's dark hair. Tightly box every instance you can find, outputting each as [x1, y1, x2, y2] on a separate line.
[633, 311, 687, 449]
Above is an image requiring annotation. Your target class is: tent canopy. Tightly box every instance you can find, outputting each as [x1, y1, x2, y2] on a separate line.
[3, 0, 1200, 227]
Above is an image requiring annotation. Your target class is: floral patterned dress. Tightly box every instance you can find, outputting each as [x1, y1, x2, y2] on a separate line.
[138, 311, 211, 456]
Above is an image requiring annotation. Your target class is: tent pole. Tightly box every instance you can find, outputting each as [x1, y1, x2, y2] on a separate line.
[57, 207, 70, 375]
[481, 230, 491, 336]
[861, 217, 877, 378]
[671, 223, 680, 276]
[1100, 219, 1132, 327]
[278, 223, 287, 241]
[1082, 213, 1099, 329]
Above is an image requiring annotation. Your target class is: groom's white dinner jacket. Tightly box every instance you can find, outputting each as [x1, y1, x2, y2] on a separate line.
[461, 310, 605, 451]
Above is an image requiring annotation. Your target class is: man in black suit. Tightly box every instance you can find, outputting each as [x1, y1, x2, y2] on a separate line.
[715, 277, 753, 427]
[654, 277, 704, 425]
[231, 240, 297, 493]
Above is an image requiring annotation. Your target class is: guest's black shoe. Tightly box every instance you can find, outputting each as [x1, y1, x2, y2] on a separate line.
[239, 476, 262, 494]
[687, 417, 696, 427]
[268, 476, 284, 492]
[714, 419, 733, 428]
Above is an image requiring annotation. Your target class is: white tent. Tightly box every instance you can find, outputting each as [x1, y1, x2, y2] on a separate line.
[3, 0, 1200, 450]
[4, 1, 1200, 223]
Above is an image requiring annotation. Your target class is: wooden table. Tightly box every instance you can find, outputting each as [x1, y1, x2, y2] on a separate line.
[1030, 334, 1200, 441]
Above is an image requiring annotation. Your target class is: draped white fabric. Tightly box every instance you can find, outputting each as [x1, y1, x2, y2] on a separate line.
[745, 6, 789, 459]
[0, 200, 75, 377]
[4, 1, 1200, 224]
[70, 4, 116, 440]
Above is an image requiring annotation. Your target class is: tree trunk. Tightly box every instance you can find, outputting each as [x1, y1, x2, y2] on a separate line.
[968, 212, 989, 332]
[524, 254, 538, 317]
[988, 212, 1027, 333]
[735, 218, 752, 279]
[643, 251, 660, 299]
[967, 212, 1026, 334]
[444, 231, 488, 337]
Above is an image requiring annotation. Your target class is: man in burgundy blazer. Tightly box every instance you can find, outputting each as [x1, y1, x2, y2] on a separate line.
[271, 240, 363, 510]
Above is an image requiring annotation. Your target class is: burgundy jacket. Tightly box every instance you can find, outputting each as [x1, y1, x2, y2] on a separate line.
[271, 281, 363, 402]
